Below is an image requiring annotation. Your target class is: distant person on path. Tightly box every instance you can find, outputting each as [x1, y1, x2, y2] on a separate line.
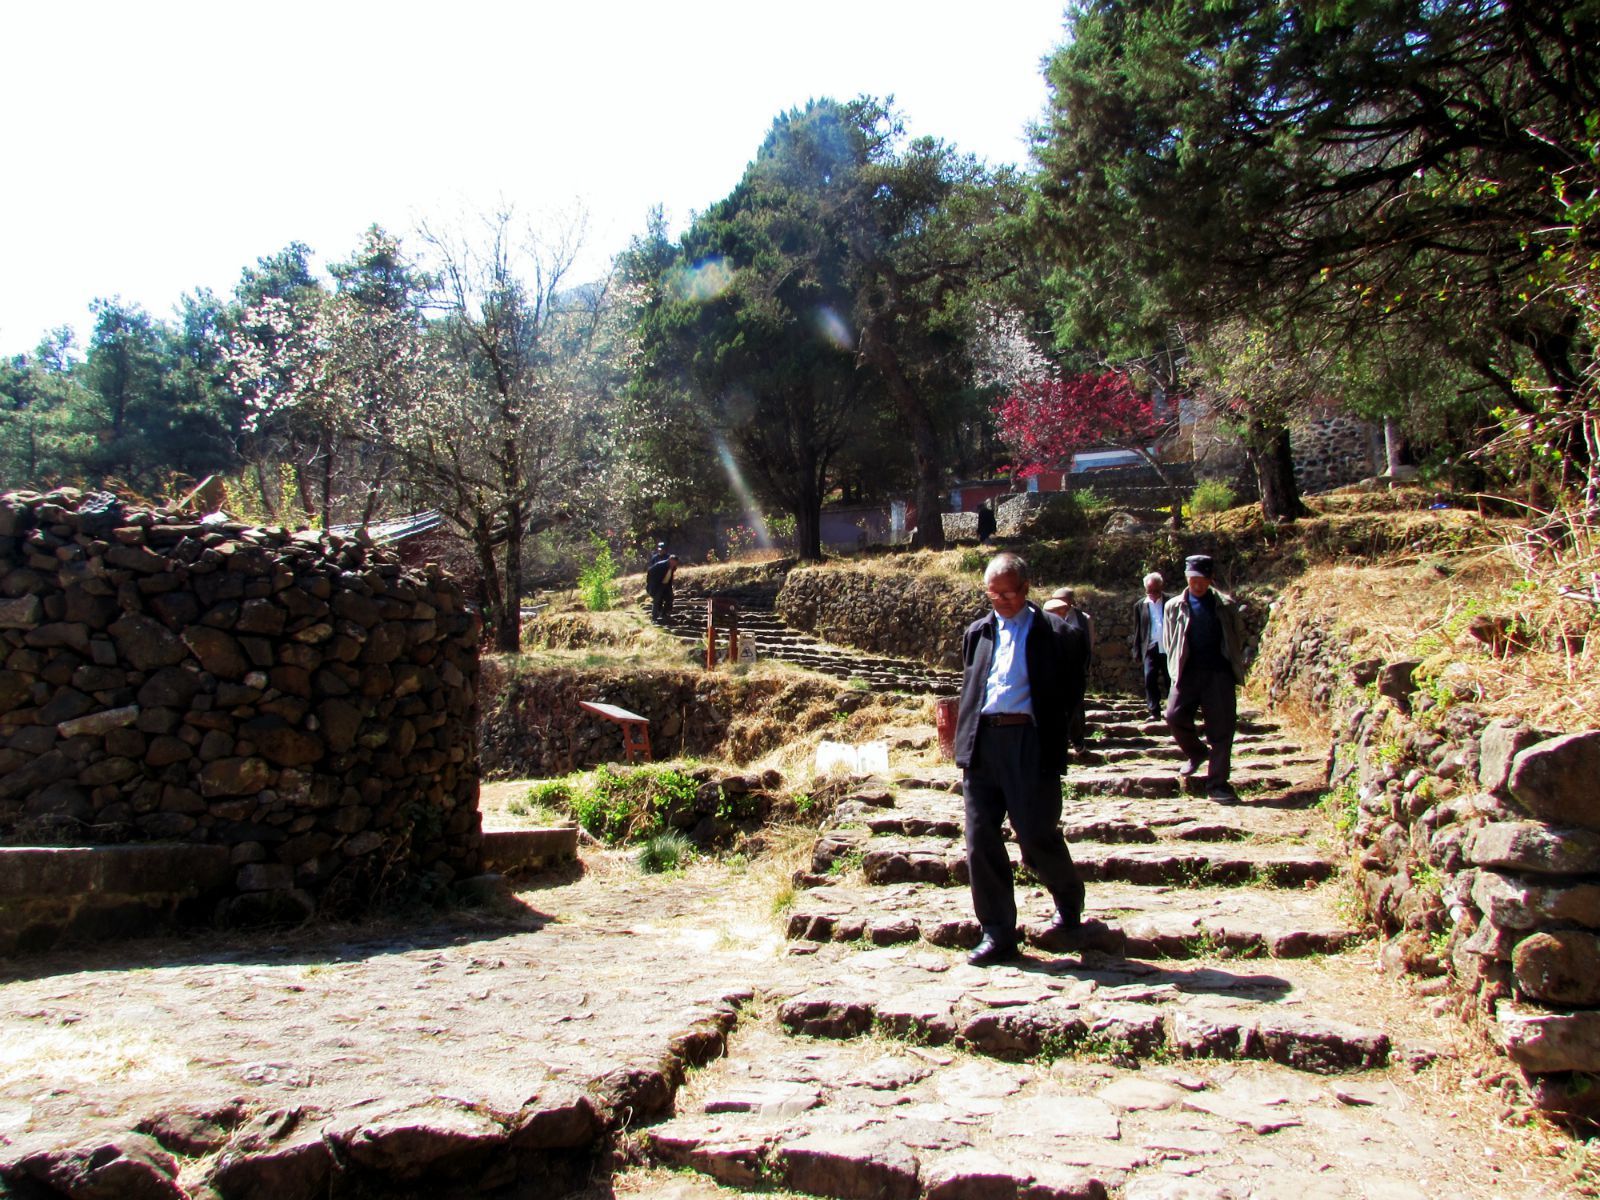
[1133, 571, 1171, 721]
[954, 552, 1094, 966]
[976, 498, 997, 543]
[1043, 587, 1094, 754]
[646, 549, 677, 624]
[1162, 555, 1247, 802]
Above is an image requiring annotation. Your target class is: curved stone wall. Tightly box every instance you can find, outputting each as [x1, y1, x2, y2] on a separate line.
[775, 563, 1270, 700]
[0, 489, 481, 922]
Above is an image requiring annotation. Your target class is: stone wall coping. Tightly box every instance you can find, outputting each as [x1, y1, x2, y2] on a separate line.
[0, 843, 232, 898]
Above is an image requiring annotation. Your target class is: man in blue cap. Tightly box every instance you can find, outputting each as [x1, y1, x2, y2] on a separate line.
[1161, 554, 1247, 801]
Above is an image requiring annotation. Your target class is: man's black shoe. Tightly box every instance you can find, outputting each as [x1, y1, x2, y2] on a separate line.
[1179, 755, 1207, 778]
[1035, 917, 1122, 954]
[967, 935, 1020, 966]
[1207, 784, 1240, 803]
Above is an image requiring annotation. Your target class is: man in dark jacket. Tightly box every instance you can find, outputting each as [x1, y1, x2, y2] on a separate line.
[645, 552, 676, 624]
[1162, 554, 1248, 801]
[1132, 572, 1170, 721]
[955, 553, 1091, 965]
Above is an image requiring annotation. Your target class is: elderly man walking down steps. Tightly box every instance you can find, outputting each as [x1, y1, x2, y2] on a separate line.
[954, 553, 1099, 966]
[1163, 554, 1247, 803]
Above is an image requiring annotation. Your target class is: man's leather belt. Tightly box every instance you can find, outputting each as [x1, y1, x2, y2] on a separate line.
[979, 713, 1032, 727]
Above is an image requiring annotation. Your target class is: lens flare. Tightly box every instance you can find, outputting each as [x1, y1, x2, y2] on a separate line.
[812, 306, 854, 350]
[712, 432, 772, 549]
[668, 256, 735, 303]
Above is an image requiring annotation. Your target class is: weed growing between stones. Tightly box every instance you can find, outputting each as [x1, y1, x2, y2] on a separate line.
[826, 848, 866, 879]
[1179, 927, 1225, 959]
[770, 881, 797, 917]
[1320, 778, 1361, 837]
[636, 831, 695, 875]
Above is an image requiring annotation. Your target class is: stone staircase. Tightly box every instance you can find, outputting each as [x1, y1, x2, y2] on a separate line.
[647, 582, 961, 695]
[636, 699, 1467, 1200]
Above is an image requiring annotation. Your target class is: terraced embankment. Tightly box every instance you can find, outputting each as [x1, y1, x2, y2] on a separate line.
[650, 581, 960, 695]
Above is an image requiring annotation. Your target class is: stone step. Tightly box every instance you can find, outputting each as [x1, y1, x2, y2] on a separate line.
[643, 1039, 1427, 1200]
[774, 986, 1389, 1075]
[809, 834, 1333, 890]
[835, 785, 1320, 846]
[641, 955, 1411, 1199]
[785, 879, 1361, 960]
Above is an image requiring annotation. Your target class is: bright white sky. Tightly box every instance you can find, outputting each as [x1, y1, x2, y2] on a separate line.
[0, 1, 1067, 358]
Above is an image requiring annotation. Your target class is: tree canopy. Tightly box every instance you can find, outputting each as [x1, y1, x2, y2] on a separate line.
[1031, 0, 1600, 491]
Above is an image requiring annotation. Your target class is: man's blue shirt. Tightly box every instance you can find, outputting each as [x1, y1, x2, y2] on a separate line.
[982, 605, 1034, 716]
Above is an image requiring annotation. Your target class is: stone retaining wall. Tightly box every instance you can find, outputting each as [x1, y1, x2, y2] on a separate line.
[1258, 586, 1600, 1120]
[775, 564, 1272, 701]
[1293, 414, 1385, 495]
[479, 663, 883, 777]
[0, 488, 481, 927]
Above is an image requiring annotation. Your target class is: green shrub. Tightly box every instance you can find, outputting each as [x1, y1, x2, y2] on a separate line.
[1071, 487, 1109, 514]
[1189, 480, 1237, 514]
[578, 535, 619, 611]
[636, 830, 695, 874]
[570, 764, 702, 845]
[508, 779, 573, 822]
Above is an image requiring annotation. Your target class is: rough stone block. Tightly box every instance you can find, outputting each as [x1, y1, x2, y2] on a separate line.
[1509, 731, 1600, 830]
[1497, 1003, 1600, 1073]
[1513, 930, 1600, 1006]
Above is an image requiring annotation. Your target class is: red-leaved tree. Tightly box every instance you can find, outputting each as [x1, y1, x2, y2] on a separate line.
[993, 371, 1183, 524]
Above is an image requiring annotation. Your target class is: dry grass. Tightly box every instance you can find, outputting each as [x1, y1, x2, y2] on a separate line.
[0, 1023, 191, 1090]
[1276, 522, 1600, 731]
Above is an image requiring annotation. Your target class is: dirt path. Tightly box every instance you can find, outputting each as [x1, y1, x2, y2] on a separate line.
[1, 703, 1593, 1198]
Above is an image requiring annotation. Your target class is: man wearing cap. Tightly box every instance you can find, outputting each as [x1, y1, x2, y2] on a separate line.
[1042, 587, 1094, 754]
[954, 553, 1093, 965]
[1162, 555, 1247, 801]
[645, 544, 674, 624]
[1132, 572, 1170, 721]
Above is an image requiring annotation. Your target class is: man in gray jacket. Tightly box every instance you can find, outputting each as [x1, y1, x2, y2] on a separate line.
[1162, 554, 1247, 801]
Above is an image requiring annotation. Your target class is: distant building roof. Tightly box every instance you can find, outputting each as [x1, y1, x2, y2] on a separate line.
[328, 510, 444, 545]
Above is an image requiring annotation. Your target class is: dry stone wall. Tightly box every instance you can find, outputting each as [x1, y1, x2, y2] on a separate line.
[1292, 414, 1385, 494]
[775, 564, 1271, 702]
[1258, 586, 1600, 1120]
[480, 663, 881, 777]
[0, 489, 481, 925]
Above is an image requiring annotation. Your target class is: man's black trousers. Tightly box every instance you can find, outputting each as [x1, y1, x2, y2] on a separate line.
[962, 723, 1084, 943]
[1164, 665, 1237, 786]
[1141, 644, 1171, 718]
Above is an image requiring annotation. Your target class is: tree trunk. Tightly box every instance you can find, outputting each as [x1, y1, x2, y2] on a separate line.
[859, 319, 945, 550]
[472, 515, 506, 650]
[795, 502, 822, 562]
[1383, 416, 1405, 476]
[1249, 420, 1309, 522]
[497, 502, 523, 653]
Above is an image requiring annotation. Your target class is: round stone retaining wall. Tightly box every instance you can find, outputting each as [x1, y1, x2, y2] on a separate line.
[1258, 580, 1600, 1122]
[775, 564, 1271, 701]
[0, 488, 482, 923]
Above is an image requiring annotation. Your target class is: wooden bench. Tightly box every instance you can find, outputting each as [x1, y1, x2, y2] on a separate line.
[577, 700, 652, 763]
